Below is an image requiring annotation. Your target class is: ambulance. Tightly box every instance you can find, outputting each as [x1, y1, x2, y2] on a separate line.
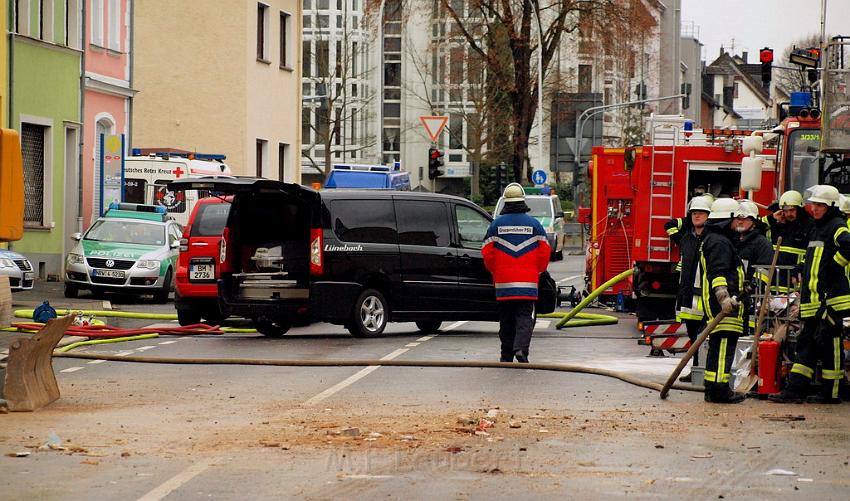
[122, 150, 232, 226]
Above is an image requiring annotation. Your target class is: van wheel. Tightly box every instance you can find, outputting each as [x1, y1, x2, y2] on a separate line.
[255, 318, 291, 337]
[64, 283, 79, 299]
[177, 309, 201, 326]
[348, 289, 388, 338]
[201, 309, 225, 325]
[415, 320, 442, 334]
[154, 269, 172, 303]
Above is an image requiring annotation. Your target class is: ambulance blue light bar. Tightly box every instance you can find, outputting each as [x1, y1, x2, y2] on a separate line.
[108, 202, 167, 214]
[130, 149, 227, 161]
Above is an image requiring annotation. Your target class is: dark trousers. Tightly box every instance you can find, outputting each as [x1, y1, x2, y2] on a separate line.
[684, 319, 704, 366]
[498, 300, 535, 362]
[704, 332, 738, 395]
[788, 316, 846, 398]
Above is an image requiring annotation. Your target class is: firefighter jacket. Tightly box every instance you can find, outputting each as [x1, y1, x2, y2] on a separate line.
[699, 223, 745, 334]
[734, 230, 774, 285]
[799, 209, 850, 319]
[482, 210, 551, 301]
[665, 217, 704, 321]
[760, 211, 815, 266]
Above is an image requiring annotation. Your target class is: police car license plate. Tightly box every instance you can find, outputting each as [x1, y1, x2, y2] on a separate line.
[92, 269, 124, 279]
[189, 264, 214, 280]
[24, 272, 34, 280]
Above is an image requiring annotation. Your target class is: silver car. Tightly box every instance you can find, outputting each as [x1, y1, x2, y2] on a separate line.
[0, 249, 35, 291]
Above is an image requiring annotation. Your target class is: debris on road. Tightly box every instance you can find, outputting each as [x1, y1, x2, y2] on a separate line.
[509, 420, 521, 429]
[6, 451, 31, 457]
[760, 414, 805, 422]
[340, 427, 360, 437]
[766, 469, 797, 476]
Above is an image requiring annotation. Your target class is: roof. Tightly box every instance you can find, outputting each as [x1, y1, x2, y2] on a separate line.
[706, 52, 770, 104]
[701, 91, 742, 119]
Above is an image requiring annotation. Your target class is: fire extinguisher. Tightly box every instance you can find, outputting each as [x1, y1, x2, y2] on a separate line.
[758, 340, 781, 395]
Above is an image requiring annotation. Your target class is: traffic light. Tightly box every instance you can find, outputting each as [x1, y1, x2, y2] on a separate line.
[428, 146, 444, 179]
[681, 82, 692, 110]
[759, 47, 773, 88]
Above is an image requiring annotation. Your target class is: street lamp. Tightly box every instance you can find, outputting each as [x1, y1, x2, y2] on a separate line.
[533, 4, 544, 179]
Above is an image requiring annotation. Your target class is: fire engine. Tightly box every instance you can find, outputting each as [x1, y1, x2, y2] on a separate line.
[581, 36, 850, 337]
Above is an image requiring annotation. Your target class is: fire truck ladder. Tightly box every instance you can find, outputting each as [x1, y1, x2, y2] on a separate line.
[647, 123, 680, 262]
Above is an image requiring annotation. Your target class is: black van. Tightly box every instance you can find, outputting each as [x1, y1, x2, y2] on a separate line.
[170, 177, 500, 337]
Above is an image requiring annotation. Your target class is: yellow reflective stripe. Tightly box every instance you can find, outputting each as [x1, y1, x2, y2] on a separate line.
[711, 277, 728, 288]
[667, 227, 679, 236]
[791, 363, 814, 378]
[718, 337, 728, 383]
[834, 252, 850, 267]
[755, 271, 770, 284]
[704, 370, 718, 383]
[777, 245, 806, 256]
[834, 338, 842, 385]
[675, 262, 682, 272]
[834, 226, 850, 246]
[822, 370, 845, 379]
[808, 246, 823, 305]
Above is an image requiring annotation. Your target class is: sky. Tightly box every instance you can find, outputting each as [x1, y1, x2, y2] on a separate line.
[681, 0, 850, 62]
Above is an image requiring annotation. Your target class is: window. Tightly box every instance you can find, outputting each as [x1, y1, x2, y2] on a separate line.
[108, 0, 120, 50]
[39, 0, 54, 41]
[93, 118, 114, 216]
[351, 42, 358, 76]
[65, 0, 81, 48]
[303, 14, 311, 28]
[317, 0, 328, 8]
[191, 204, 231, 237]
[257, 3, 269, 61]
[384, 63, 401, 87]
[449, 114, 462, 149]
[302, 41, 311, 76]
[91, 0, 104, 46]
[256, 139, 268, 177]
[279, 12, 291, 67]
[331, 200, 397, 244]
[317, 40, 329, 77]
[302, 108, 312, 144]
[335, 40, 343, 76]
[578, 64, 592, 93]
[14, 0, 28, 35]
[396, 201, 449, 247]
[21, 123, 48, 225]
[278, 143, 288, 181]
[455, 206, 488, 249]
[383, 103, 400, 118]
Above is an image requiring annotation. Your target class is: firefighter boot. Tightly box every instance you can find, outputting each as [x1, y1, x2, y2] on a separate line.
[805, 394, 842, 404]
[679, 372, 693, 383]
[767, 387, 806, 404]
[514, 350, 529, 363]
[704, 385, 745, 404]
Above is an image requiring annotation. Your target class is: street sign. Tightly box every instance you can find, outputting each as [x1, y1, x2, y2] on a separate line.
[419, 116, 448, 142]
[532, 169, 547, 185]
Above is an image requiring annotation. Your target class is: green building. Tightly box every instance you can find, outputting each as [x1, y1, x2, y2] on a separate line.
[9, 0, 83, 278]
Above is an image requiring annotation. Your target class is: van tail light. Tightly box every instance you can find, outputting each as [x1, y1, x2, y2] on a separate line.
[310, 228, 323, 276]
[179, 225, 190, 252]
[219, 227, 232, 272]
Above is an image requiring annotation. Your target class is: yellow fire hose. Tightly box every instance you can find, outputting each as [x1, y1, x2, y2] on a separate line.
[540, 268, 634, 329]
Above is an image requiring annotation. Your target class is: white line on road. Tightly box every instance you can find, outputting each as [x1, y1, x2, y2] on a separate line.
[416, 335, 434, 342]
[87, 359, 106, 365]
[136, 346, 156, 351]
[557, 273, 584, 284]
[137, 459, 212, 501]
[158, 340, 177, 345]
[115, 351, 135, 357]
[302, 348, 410, 407]
[404, 342, 420, 347]
[60, 367, 84, 373]
[535, 320, 551, 329]
[443, 320, 468, 331]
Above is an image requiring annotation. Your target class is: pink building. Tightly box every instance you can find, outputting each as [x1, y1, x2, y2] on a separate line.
[83, 0, 135, 227]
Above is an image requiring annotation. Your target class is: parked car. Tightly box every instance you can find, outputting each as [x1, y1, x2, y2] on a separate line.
[64, 203, 182, 302]
[494, 193, 566, 260]
[169, 177, 505, 337]
[175, 195, 232, 325]
[0, 249, 34, 292]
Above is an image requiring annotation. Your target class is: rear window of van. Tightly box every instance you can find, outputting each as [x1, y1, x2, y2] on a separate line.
[191, 203, 231, 237]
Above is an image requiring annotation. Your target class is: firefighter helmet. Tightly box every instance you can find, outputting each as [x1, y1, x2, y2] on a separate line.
[840, 194, 850, 214]
[502, 183, 526, 203]
[778, 190, 804, 209]
[735, 200, 759, 220]
[708, 198, 740, 220]
[807, 185, 840, 206]
[688, 195, 713, 213]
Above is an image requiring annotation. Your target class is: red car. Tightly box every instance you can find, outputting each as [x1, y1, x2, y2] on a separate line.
[175, 195, 232, 325]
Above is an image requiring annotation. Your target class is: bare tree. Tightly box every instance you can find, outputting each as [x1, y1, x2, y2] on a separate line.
[775, 33, 831, 96]
[439, 0, 623, 183]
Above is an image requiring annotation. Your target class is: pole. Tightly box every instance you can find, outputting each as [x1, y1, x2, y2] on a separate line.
[534, 5, 544, 177]
[820, 0, 827, 49]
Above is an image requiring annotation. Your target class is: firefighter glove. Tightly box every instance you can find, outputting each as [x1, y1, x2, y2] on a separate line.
[714, 286, 738, 314]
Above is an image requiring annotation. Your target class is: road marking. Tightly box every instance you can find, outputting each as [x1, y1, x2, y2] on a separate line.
[116, 351, 135, 357]
[535, 320, 551, 329]
[416, 335, 434, 342]
[443, 320, 467, 331]
[136, 346, 156, 351]
[302, 348, 410, 407]
[60, 367, 84, 373]
[137, 459, 212, 501]
[158, 340, 177, 345]
[557, 273, 584, 284]
[88, 359, 106, 365]
[405, 342, 420, 347]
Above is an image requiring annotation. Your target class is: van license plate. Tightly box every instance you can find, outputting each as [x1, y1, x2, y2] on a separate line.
[92, 269, 124, 279]
[190, 264, 214, 280]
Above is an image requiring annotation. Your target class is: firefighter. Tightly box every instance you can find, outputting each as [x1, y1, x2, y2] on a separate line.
[761, 190, 815, 269]
[700, 198, 747, 404]
[732, 200, 774, 335]
[665, 195, 713, 382]
[770, 185, 850, 404]
[482, 183, 551, 363]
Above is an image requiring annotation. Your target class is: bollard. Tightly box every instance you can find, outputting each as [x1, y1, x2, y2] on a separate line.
[1, 315, 74, 411]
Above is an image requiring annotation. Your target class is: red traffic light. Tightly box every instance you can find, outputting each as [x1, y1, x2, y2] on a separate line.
[759, 47, 774, 64]
[430, 149, 443, 160]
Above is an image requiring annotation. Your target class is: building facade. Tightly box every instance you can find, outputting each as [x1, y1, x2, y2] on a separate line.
[133, 0, 302, 180]
[10, 0, 83, 279]
[84, 0, 135, 227]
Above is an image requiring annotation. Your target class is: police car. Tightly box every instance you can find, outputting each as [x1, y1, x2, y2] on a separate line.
[64, 203, 183, 302]
[0, 249, 34, 291]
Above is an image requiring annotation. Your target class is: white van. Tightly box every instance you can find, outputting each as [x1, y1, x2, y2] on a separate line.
[123, 152, 232, 226]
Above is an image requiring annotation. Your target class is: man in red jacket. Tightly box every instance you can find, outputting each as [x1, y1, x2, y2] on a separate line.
[483, 183, 551, 362]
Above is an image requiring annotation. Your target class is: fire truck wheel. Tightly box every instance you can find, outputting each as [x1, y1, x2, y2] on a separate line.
[254, 318, 292, 337]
